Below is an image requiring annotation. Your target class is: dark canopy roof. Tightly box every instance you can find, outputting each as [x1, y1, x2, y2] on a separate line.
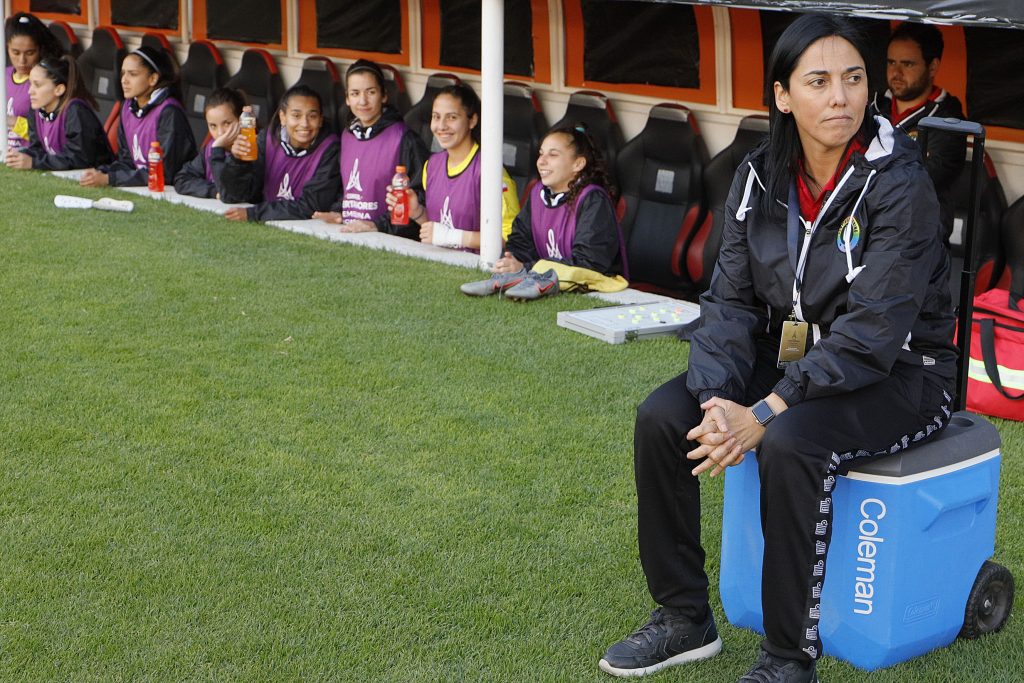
[637, 1, 1024, 30]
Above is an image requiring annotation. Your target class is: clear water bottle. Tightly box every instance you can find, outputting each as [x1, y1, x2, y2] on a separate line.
[238, 106, 258, 162]
[390, 165, 410, 225]
[147, 141, 164, 192]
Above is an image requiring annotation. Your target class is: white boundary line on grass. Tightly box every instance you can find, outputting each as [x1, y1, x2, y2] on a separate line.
[47, 170, 693, 309]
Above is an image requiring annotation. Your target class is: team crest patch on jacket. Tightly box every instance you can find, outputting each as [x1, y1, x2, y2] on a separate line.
[838, 216, 861, 253]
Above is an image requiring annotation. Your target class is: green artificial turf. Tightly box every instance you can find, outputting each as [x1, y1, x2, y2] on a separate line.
[1, 167, 1022, 681]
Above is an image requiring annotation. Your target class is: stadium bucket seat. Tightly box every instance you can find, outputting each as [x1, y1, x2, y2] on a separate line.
[76, 25, 126, 145]
[48, 21, 82, 60]
[614, 103, 709, 299]
[180, 40, 228, 147]
[295, 56, 342, 134]
[502, 81, 547, 203]
[552, 90, 625, 191]
[403, 72, 462, 153]
[685, 115, 769, 294]
[224, 49, 285, 129]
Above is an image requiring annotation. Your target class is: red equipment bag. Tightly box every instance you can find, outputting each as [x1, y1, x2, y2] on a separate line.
[968, 287, 1024, 420]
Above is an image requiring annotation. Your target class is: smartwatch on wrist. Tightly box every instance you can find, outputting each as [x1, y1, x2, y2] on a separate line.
[751, 399, 776, 427]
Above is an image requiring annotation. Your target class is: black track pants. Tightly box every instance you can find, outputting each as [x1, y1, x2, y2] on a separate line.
[634, 362, 951, 662]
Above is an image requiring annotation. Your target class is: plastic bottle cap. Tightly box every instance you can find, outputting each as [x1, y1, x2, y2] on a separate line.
[395, 165, 406, 173]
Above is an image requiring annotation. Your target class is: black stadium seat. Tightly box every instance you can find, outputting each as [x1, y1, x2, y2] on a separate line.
[1000, 195, 1024, 306]
[141, 32, 178, 69]
[502, 81, 547, 202]
[180, 40, 228, 147]
[949, 146, 1008, 300]
[76, 26, 126, 152]
[224, 49, 285, 129]
[48, 20, 82, 60]
[294, 56, 342, 133]
[552, 90, 625, 189]
[615, 103, 710, 298]
[685, 115, 769, 293]
[404, 72, 462, 153]
[379, 63, 412, 115]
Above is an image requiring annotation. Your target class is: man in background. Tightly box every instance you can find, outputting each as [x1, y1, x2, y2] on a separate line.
[874, 22, 965, 241]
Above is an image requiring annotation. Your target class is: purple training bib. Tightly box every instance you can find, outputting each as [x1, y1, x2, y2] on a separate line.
[35, 98, 92, 155]
[120, 97, 185, 169]
[529, 182, 629, 277]
[263, 131, 339, 202]
[6, 66, 31, 147]
[202, 140, 233, 183]
[339, 123, 405, 222]
[425, 149, 482, 248]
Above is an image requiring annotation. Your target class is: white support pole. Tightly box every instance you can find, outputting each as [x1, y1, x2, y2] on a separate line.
[1, 2, 8, 153]
[478, 0, 504, 269]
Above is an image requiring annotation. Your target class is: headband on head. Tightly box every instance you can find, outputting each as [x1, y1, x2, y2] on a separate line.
[19, 16, 30, 24]
[131, 48, 162, 75]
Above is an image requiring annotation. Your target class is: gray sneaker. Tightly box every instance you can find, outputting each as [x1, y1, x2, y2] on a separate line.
[504, 268, 559, 301]
[737, 649, 818, 683]
[460, 268, 528, 297]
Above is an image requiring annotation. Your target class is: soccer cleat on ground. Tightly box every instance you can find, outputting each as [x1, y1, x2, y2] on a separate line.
[459, 268, 528, 296]
[598, 607, 723, 678]
[503, 268, 559, 301]
[736, 649, 819, 683]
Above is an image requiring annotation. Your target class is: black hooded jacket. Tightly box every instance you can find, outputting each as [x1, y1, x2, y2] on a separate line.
[687, 116, 957, 410]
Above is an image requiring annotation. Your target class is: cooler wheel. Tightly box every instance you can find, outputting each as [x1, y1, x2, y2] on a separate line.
[960, 560, 1014, 639]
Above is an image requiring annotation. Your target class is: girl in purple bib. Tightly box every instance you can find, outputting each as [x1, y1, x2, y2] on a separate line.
[461, 124, 628, 299]
[314, 59, 428, 238]
[4, 55, 112, 171]
[80, 46, 196, 188]
[174, 87, 246, 199]
[221, 84, 340, 222]
[391, 83, 519, 253]
[5, 13, 63, 148]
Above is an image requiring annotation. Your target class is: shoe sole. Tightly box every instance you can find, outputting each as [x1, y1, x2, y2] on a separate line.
[505, 282, 557, 301]
[598, 637, 723, 678]
[460, 276, 525, 297]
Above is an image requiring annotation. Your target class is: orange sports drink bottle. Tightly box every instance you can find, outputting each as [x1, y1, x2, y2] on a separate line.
[147, 141, 164, 192]
[238, 106, 259, 162]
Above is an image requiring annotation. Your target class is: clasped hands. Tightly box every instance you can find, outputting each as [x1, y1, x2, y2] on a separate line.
[686, 397, 765, 478]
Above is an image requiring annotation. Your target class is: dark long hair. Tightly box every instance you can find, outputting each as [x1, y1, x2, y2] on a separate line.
[546, 123, 614, 210]
[37, 54, 97, 112]
[127, 45, 182, 102]
[434, 83, 480, 142]
[5, 12, 63, 61]
[762, 13, 878, 217]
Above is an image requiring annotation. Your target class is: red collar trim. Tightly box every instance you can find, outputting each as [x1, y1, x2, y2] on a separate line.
[796, 138, 865, 223]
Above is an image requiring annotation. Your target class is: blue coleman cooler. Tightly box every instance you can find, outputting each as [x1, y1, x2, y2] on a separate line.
[719, 411, 1012, 670]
